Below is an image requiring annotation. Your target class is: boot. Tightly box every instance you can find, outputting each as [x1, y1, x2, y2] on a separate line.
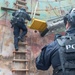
[15, 47, 19, 51]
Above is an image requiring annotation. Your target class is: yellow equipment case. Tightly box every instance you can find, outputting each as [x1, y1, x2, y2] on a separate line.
[29, 18, 47, 32]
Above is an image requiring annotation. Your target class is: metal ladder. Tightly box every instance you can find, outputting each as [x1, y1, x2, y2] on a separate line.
[15, 0, 28, 10]
[11, 0, 39, 75]
[12, 36, 31, 75]
[12, 1, 30, 74]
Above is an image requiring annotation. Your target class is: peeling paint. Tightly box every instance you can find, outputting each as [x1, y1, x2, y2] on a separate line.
[0, 0, 74, 75]
[0, 0, 74, 58]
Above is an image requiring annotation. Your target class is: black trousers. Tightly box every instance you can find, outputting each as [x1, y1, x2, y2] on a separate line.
[13, 22, 27, 49]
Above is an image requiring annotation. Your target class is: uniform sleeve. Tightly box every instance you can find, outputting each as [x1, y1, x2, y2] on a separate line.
[26, 12, 31, 21]
[12, 11, 16, 16]
[35, 42, 55, 70]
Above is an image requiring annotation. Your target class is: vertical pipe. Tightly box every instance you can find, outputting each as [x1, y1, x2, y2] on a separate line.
[59, 0, 62, 16]
[31, 0, 33, 18]
[33, 1, 38, 18]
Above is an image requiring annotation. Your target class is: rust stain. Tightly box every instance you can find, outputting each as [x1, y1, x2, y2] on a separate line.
[4, 39, 13, 46]
[5, 1, 10, 7]
[61, 10, 65, 15]
[0, 26, 3, 34]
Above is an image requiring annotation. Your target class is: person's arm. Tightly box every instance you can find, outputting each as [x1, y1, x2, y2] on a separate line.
[26, 12, 31, 21]
[36, 44, 52, 70]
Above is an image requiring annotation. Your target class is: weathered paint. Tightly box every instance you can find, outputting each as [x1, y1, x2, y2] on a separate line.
[27, 0, 75, 20]
[0, 0, 74, 63]
[0, 0, 75, 20]
[0, 0, 74, 75]
[0, 0, 74, 19]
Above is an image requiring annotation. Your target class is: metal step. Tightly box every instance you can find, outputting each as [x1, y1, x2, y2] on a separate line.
[17, 0, 27, 5]
[13, 59, 29, 62]
[1, 7, 40, 16]
[12, 69, 29, 72]
[15, 4, 28, 9]
[13, 51, 28, 54]
[18, 42, 28, 45]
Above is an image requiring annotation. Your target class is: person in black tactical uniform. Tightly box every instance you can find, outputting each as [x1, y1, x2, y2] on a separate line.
[35, 8, 75, 75]
[54, 34, 62, 41]
[10, 8, 31, 51]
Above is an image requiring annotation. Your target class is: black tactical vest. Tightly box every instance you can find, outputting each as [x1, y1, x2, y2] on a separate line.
[54, 35, 75, 75]
[11, 10, 25, 26]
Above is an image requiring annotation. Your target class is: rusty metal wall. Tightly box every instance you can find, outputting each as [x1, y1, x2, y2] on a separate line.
[0, 0, 74, 75]
[0, 0, 74, 61]
[0, 0, 74, 64]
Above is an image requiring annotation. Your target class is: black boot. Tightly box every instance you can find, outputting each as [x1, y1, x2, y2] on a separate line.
[15, 47, 19, 51]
